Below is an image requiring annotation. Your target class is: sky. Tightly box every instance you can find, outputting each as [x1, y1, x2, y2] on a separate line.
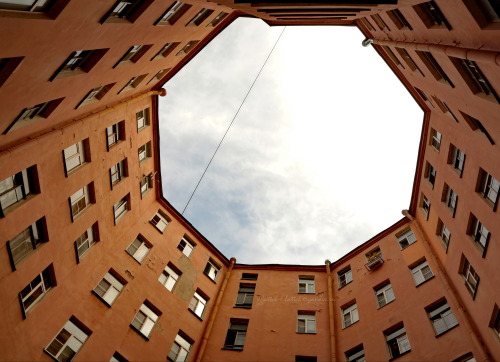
[158, 18, 423, 265]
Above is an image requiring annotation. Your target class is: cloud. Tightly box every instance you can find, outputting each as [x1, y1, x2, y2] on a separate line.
[159, 19, 423, 265]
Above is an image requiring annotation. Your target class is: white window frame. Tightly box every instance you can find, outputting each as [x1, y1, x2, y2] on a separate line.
[126, 237, 150, 263]
[93, 271, 124, 306]
[75, 225, 95, 259]
[136, 108, 149, 131]
[444, 185, 458, 214]
[297, 313, 316, 334]
[480, 171, 499, 207]
[397, 229, 416, 249]
[0, 167, 33, 213]
[461, 258, 479, 297]
[106, 123, 121, 148]
[342, 303, 359, 328]
[235, 284, 255, 307]
[451, 146, 465, 174]
[110, 160, 125, 187]
[113, 195, 128, 222]
[411, 260, 434, 286]
[204, 260, 220, 281]
[224, 320, 248, 349]
[438, 220, 451, 250]
[430, 129, 442, 151]
[428, 301, 458, 335]
[168, 334, 191, 362]
[131, 303, 159, 338]
[8, 220, 43, 267]
[470, 217, 490, 250]
[19, 265, 54, 315]
[45, 320, 89, 361]
[159, 265, 180, 292]
[422, 195, 431, 218]
[189, 291, 207, 318]
[150, 211, 169, 232]
[338, 268, 352, 288]
[298, 277, 315, 293]
[385, 327, 411, 358]
[375, 283, 395, 308]
[177, 237, 194, 257]
[64, 141, 85, 174]
[70, 185, 90, 220]
[346, 346, 366, 362]
[138, 142, 150, 163]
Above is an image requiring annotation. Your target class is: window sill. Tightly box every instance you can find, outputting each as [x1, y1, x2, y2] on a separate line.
[114, 211, 129, 225]
[107, 139, 125, 151]
[415, 275, 435, 288]
[66, 161, 89, 177]
[130, 324, 150, 341]
[377, 299, 396, 309]
[234, 305, 252, 309]
[91, 291, 112, 308]
[400, 242, 417, 251]
[389, 350, 411, 361]
[188, 308, 203, 321]
[338, 281, 352, 290]
[203, 273, 217, 284]
[1, 193, 37, 218]
[71, 204, 93, 223]
[149, 221, 165, 234]
[222, 347, 243, 351]
[342, 320, 359, 329]
[434, 324, 459, 337]
[296, 332, 316, 335]
[298, 292, 316, 295]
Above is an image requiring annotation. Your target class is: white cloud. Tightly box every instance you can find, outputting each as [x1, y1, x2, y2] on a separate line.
[159, 18, 423, 265]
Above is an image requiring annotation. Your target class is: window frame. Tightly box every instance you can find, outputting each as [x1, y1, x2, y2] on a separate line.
[7, 217, 47, 270]
[426, 299, 459, 336]
[396, 229, 417, 250]
[126, 235, 151, 264]
[436, 219, 451, 252]
[384, 324, 411, 359]
[235, 283, 255, 308]
[74, 222, 99, 263]
[136, 108, 150, 131]
[69, 184, 93, 222]
[410, 260, 434, 286]
[100, 0, 152, 24]
[338, 267, 352, 288]
[0, 165, 38, 216]
[92, 270, 126, 307]
[477, 169, 499, 210]
[204, 259, 220, 282]
[4, 97, 64, 134]
[177, 236, 195, 257]
[113, 194, 129, 223]
[150, 210, 169, 233]
[297, 312, 316, 334]
[298, 276, 315, 294]
[448, 145, 465, 177]
[159, 263, 181, 292]
[130, 301, 161, 340]
[155, 1, 192, 26]
[167, 333, 193, 362]
[375, 282, 395, 308]
[188, 289, 209, 319]
[19, 264, 56, 318]
[467, 214, 490, 256]
[224, 319, 249, 350]
[442, 184, 458, 217]
[413, 1, 452, 30]
[44, 317, 91, 362]
[342, 302, 359, 328]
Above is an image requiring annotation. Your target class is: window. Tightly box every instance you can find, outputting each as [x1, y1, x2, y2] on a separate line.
[93, 270, 125, 306]
[411, 260, 434, 286]
[186, 8, 213, 26]
[387, 9, 412, 30]
[204, 259, 220, 281]
[155, 1, 192, 25]
[114, 45, 151, 67]
[432, 96, 459, 122]
[415, 51, 454, 87]
[19, 264, 55, 317]
[110, 160, 127, 188]
[100, 0, 152, 23]
[415, 87, 435, 108]
[397, 229, 417, 249]
[448, 145, 465, 176]
[151, 42, 181, 60]
[138, 141, 151, 163]
[375, 283, 395, 308]
[342, 303, 359, 328]
[437, 219, 451, 251]
[126, 236, 151, 263]
[50, 49, 108, 80]
[365, 247, 383, 270]
[207, 11, 228, 27]
[0, 0, 69, 18]
[460, 256, 480, 298]
[235, 284, 255, 308]
[45, 317, 90, 362]
[467, 214, 490, 255]
[4, 97, 64, 134]
[177, 237, 195, 257]
[224, 319, 248, 350]
[0, 165, 38, 216]
[106, 121, 125, 149]
[297, 312, 316, 334]
[176, 41, 200, 56]
[426, 299, 458, 336]
[63, 139, 89, 175]
[370, 14, 390, 31]
[77, 83, 115, 108]
[136, 108, 150, 131]
[159, 263, 181, 291]
[131, 302, 161, 339]
[424, 162, 436, 188]
[453, 353, 477, 362]
[338, 267, 352, 288]
[168, 333, 192, 362]
[298, 276, 315, 293]
[442, 184, 458, 216]
[413, 1, 451, 29]
[477, 169, 499, 209]
[460, 111, 495, 145]
[449, 57, 500, 103]
[69, 184, 93, 221]
[296, 357, 317, 362]
[74, 223, 98, 262]
[360, 17, 375, 31]
[488, 304, 500, 338]
[463, 0, 500, 29]
[110, 352, 128, 362]
[395, 48, 423, 75]
[382, 46, 404, 69]
[384, 324, 411, 359]
[189, 289, 209, 318]
[150, 210, 169, 232]
[421, 194, 431, 219]
[113, 194, 129, 223]
[147, 68, 170, 84]
[118, 74, 147, 94]
[428, 129, 441, 151]
[7, 218, 47, 269]
[140, 173, 153, 197]
[345, 345, 366, 362]
[0, 56, 24, 87]
[241, 273, 258, 280]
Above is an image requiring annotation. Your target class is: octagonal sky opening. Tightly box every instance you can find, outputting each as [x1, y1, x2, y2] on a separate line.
[158, 17, 423, 265]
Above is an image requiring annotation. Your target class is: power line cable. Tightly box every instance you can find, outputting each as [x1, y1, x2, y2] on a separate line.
[182, 26, 287, 215]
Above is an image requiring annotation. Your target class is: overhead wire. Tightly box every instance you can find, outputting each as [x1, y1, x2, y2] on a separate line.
[181, 26, 287, 215]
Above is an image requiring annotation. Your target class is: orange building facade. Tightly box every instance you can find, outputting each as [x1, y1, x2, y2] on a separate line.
[0, 1, 498, 361]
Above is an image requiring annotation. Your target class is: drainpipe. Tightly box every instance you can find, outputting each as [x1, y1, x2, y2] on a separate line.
[0, 89, 167, 155]
[402, 210, 493, 361]
[195, 257, 236, 362]
[325, 260, 337, 362]
[367, 38, 500, 66]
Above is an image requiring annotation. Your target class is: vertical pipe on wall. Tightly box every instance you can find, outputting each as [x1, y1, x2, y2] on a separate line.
[325, 260, 337, 362]
[195, 257, 236, 362]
